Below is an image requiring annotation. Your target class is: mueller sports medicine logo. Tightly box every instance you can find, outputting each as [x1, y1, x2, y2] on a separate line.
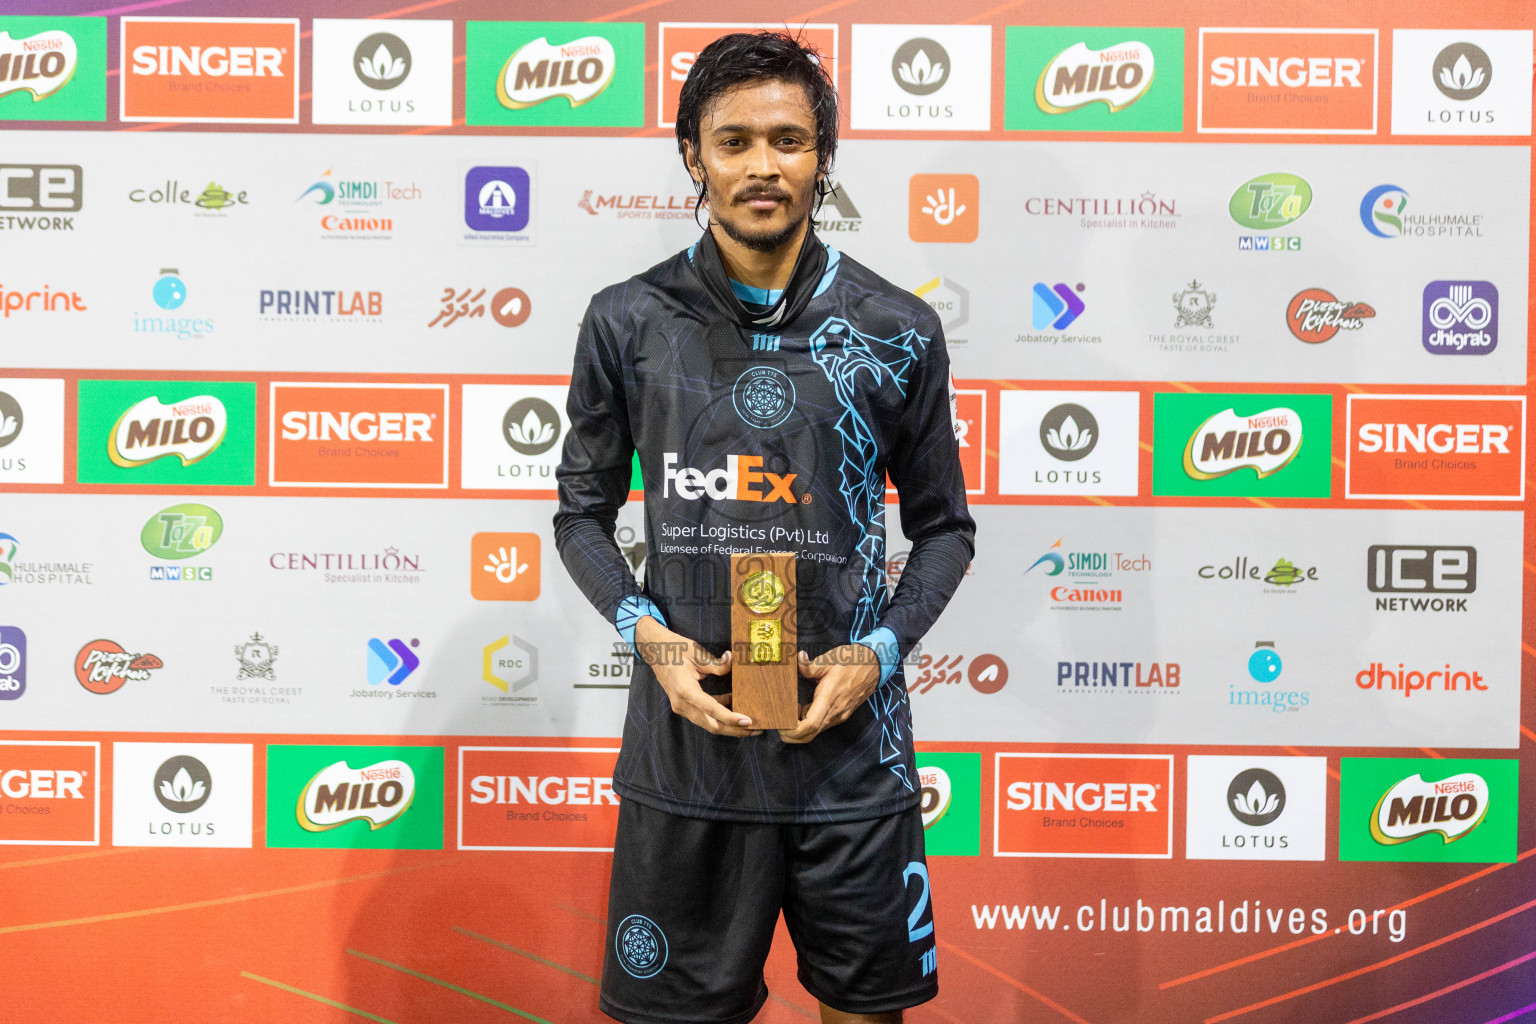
[0, 29, 78, 102]
[109, 394, 226, 468]
[121, 17, 299, 123]
[497, 35, 613, 109]
[1036, 40, 1153, 113]
[995, 753, 1172, 858]
[1199, 28, 1377, 133]
[270, 383, 448, 488]
[1422, 281, 1496, 355]
[1184, 406, 1302, 479]
[662, 453, 804, 504]
[298, 759, 414, 832]
[1346, 395, 1525, 500]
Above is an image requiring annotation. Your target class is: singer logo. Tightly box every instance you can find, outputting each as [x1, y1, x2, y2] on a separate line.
[658, 24, 837, 127]
[110, 394, 227, 468]
[121, 17, 298, 123]
[995, 753, 1172, 858]
[0, 741, 99, 845]
[270, 382, 448, 488]
[1346, 394, 1525, 500]
[1199, 28, 1377, 133]
[459, 746, 621, 851]
[662, 452, 804, 503]
[470, 532, 540, 601]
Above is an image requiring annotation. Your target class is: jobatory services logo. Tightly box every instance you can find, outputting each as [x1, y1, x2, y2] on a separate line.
[269, 382, 448, 489]
[1345, 394, 1524, 500]
[74, 639, 163, 695]
[311, 19, 452, 126]
[121, 17, 299, 123]
[1030, 282, 1085, 330]
[1230, 171, 1311, 251]
[1198, 28, 1377, 133]
[908, 173, 978, 243]
[1153, 393, 1332, 498]
[998, 390, 1140, 496]
[0, 740, 98, 845]
[1391, 30, 1532, 136]
[0, 163, 82, 232]
[134, 268, 214, 340]
[459, 746, 621, 851]
[1185, 756, 1327, 860]
[1368, 545, 1474, 613]
[1339, 757, 1515, 863]
[112, 743, 254, 848]
[428, 287, 531, 329]
[266, 744, 443, 850]
[995, 753, 1172, 858]
[1421, 281, 1496, 355]
[0, 626, 25, 701]
[76, 380, 256, 486]
[466, 22, 643, 127]
[1005, 26, 1183, 131]
[657, 24, 837, 128]
[916, 752, 980, 856]
[0, 377, 66, 483]
[0, 17, 107, 121]
[471, 532, 540, 601]
[365, 638, 421, 689]
[851, 24, 992, 131]
[1286, 288, 1374, 343]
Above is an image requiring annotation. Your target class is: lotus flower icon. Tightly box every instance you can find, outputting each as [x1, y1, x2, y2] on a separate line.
[154, 757, 212, 813]
[1439, 53, 1484, 93]
[0, 413, 17, 442]
[1232, 779, 1279, 818]
[898, 48, 944, 88]
[507, 408, 554, 448]
[1046, 415, 1092, 453]
[359, 43, 406, 84]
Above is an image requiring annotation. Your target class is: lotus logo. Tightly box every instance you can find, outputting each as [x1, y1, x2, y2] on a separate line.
[1227, 768, 1285, 826]
[354, 32, 410, 90]
[1371, 772, 1488, 844]
[919, 765, 952, 829]
[892, 38, 949, 95]
[1432, 43, 1492, 100]
[1184, 407, 1302, 480]
[1039, 403, 1098, 461]
[0, 391, 21, 448]
[501, 398, 561, 455]
[298, 759, 415, 832]
[154, 755, 212, 813]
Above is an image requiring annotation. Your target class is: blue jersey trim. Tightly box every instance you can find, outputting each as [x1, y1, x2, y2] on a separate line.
[854, 626, 900, 686]
[616, 596, 667, 647]
[813, 244, 841, 297]
[729, 279, 784, 305]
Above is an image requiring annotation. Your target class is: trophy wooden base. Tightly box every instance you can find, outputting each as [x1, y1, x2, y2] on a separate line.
[730, 552, 800, 730]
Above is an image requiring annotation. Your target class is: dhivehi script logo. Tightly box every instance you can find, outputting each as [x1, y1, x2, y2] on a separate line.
[1370, 771, 1488, 844]
[297, 759, 415, 832]
[0, 30, 79, 102]
[109, 394, 228, 468]
[919, 765, 952, 829]
[1036, 40, 1154, 113]
[1184, 406, 1302, 480]
[497, 36, 614, 109]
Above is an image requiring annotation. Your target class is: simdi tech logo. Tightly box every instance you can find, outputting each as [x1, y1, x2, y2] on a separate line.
[1198, 28, 1377, 134]
[266, 745, 443, 849]
[1345, 394, 1524, 501]
[120, 17, 299, 123]
[1152, 393, 1332, 498]
[0, 740, 99, 845]
[1339, 758, 1515, 863]
[656, 23, 837, 128]
[0, 17, 107, 121]
[459, 746, 621, 852]
[75, 380, 256, 486]
[466, 21, 643, 127]
[269, 382, 448, 489]
[1004, 26, 1183, 132]
[994, 753, 1172, 858]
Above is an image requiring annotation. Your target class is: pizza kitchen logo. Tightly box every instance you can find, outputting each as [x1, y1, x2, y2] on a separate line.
[74, 639, 163, 695]
[1287, 288, 1374, 343]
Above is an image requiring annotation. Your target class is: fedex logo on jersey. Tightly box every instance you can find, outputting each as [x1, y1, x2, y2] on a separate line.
[662, 452, 804, 503]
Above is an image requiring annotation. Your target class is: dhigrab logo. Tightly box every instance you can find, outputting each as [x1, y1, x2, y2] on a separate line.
[661, 452, 804, 503]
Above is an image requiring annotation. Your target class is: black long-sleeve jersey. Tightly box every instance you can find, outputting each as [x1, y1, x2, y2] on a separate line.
[553, 228, 976, 824]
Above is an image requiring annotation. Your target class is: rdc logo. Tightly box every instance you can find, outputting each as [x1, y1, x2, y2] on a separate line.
[1422, 281, 1497, 355]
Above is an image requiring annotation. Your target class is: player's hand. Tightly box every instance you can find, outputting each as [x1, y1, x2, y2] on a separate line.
[634, 616, 759, 737]
[779, 645, 881, 744]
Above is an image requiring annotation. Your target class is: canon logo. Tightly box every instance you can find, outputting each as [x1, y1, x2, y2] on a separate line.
[280, 410, 432, 443]
[1356, 422, 1509, 454]
[1, 768, 85, 798]
[1005, 780, 1157, 812]
[469, 775, 617, 805]
[130, 45, 284, 77]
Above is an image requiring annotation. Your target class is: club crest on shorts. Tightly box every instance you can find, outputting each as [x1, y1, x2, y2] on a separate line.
[733, 366, 796, 429]
[615, 913, 668, 978]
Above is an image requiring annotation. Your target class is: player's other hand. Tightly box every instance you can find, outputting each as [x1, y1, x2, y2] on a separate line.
[779, 645, 880, 744]
[634, 615, 759, 737]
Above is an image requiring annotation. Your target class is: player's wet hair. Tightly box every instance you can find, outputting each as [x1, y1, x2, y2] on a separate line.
[675, 30, 839, 221]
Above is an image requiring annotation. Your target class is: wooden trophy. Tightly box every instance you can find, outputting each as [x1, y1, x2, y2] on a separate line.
[730, 552, 799, 729]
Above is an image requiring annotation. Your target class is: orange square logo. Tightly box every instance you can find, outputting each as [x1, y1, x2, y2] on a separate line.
[471, 532, 541, 601]
[995, 753, 1171, 858]
[0, 741, 99, 846]
[909, 174, 979, 242]
[1198, 29, 1377, 134]
[658, 23, 838, 128]
[1346, 395, 1525, 500]
[459, 746, 620, 850]
[270, 383, 448, 488]
[121, 18, 299, 123]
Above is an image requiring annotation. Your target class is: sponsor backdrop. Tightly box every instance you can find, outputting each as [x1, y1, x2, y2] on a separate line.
[0, 1, 1531, 1022]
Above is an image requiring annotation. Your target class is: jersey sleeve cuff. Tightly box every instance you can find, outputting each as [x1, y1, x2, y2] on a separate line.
[854, 626, 900, 686]
[616, 596, 667, 647]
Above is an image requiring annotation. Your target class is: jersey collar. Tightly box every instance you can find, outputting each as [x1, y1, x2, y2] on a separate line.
[691, 224, 829, 331]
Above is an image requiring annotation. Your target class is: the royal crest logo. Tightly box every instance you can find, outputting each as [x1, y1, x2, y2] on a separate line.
[234, 632, 277, 681]
[497, 35, 614, 109]
[1173, 280, 1216, 328]
[1286, 288, 1375, 343]
[74, 639, 163, 695]
[0, 30, 78, 102]
[1370, 771, 1488, 844]
[297, 759, 415, 832]
[732, 366, 796, 430]
[109, 394, 227, 468]
[1035, 40, 1153, 113]
[1184, 407, 1302, 480]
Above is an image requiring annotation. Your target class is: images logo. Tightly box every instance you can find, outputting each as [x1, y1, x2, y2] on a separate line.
[0, 626, 24, 700]
[917, 752, 981, 856]
[134, 268, 214, 340]
[1232, 640, 1309, 714]
[141, 503, 222, 560]
[1422, 281, 1496, 355]
[366, 638, 419, 686]
[995, 753, 1172, 857]
[467, 22, 643, 127]
[1286, 288, 1374, 343]
[267, 744, 443, 850]
[1248, 641, 1282, 683]
[1340, 757, 1515, 863]
[270, 382, 448, 488]
[1005, 27, 1183, 131]
[0, 740, 98, 845]
[1432, 42, 1491, 100]
[1353, 660, 1486, 699]
[471, 532, 540, 601]
[0, 18, 106, 121]
[908, 173, 978, 243]
[74, 639, 163, 695]
[1031, 282, 1085, 329]
[1345, 394, 1524, 500]
[78, 380, 256, 486]
[657, 24, 837, 128]
[1153, 393, 1332, 497]
[1199, 29, 1377, 133]
[121, 17, 299, 123]
[1230, 172, 1311, 228]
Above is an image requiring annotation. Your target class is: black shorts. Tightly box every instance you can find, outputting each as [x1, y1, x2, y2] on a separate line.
[599, 799, 939, 1024]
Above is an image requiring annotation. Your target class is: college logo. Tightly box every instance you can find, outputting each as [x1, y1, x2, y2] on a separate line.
[127, 179, 249, 214]
[851, 24, 992, 131]
[1185, 756, 1327, 860]
[78, 380, 255, 486]
[908, 173, 977, 243]
[141, 503, 222, 560]
[1340, 757, 1515, 862]
[995, 753, 1172, 858]
[656, 24, 837, 127]
[1422, 281, 1496, 355]
[0, 626, 24, 700]
[916, 752, 981, 855]
[616, 915, 668, 979]
[471, 532, 540, 601]
[459, 746, 621, 851]
[74, 639, 163, 695]
[1005, 27, 1182, 131]
[121, 17, 299, 123]
[1199, 28, 1376, 133]
[311, 19, 451, 126]
[0, 741, 98, 845]
[1390, 30, 1532, 136]
[1368, 545, 1474, 606]
[0, 18, 106, 121]
[270, 382, 448, 489]
[466, 22, 643, 127]
[266, 745, 443, 850]
[1286, 289, 1374, 343]
[1154, 393, 1332, 498]
[1198, 557, 1318, 590]
[1345, 394, 1524, 500]
[999, 390, 1139, 496]
[234, 632, 278, 681]
[732, 366, 796, 430]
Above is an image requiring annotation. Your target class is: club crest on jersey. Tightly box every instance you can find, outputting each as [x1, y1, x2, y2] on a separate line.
[662, 452, 804, 503]
[732, 366, 796, 429]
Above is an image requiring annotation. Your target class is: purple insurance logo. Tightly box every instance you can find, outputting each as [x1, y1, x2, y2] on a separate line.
[0, 626, 25, 700]
[1422, 281, 1497, 355]
[464, 166, 530, 233]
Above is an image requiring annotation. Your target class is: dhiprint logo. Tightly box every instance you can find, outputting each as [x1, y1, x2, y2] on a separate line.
[74, 639, 163, 695]
[502, 397, 561, 456]
[153, 755, 211, 813]
[0, 626, 24, 700]
[1032, 282, 1085, 330]
[471, 532, 540, 601]
[1039, 403, 1097, 460]
[733, 366, 796, 430]
[892, 37, 949, 95]
[1228, 767, 1285, 826]
[1340, 757, 1515, 863]
[121, 17, 299, 123]
[1432, 42, 1491, 100]
[1422, 281, 1496, 355]
[366, 638, 419, 686]
[1286, 288, 1374, 343]
[908, 174, 978, 243]
[615, 914, 668, 979]
[354, 32, 408, 89]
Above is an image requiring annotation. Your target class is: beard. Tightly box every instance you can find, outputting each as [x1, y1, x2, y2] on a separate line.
[710, 180, 816, 253]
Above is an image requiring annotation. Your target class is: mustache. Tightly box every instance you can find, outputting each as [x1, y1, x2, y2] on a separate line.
[733, 185, 794, 204]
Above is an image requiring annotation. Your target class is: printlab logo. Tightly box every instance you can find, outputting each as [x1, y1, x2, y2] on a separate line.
[471, 532, 540, 601]
[0, 17, 107, 122]
[1286, 288, 1374, 343]
[892, 37, 948, 94]
[733, 366, 796, 430]
[1422, 281, 1496, 355]
[1432, 43, 1492, 100]
[153, 755, 211, 813]
[1173, 281, 1216, 328]
[428, 286, 530, 329]
[0, 626, 24, 700]
[74, 639, 163, 695]
[1228, 767, 1285, 826]
[503, 397, 561, 456]
[234, 632, 277, 680]
[1032, 282, 1085, 330]
[367, 638, 419, 686]
[355, 32, 409, 89]
[1039, 403, 1096, 460]
[908, 173, 978, 243]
